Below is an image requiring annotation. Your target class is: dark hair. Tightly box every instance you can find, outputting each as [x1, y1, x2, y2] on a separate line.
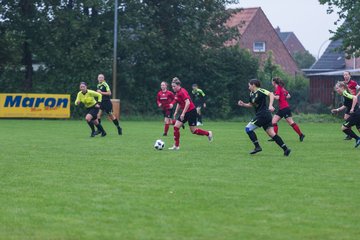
[272, 77, 285, 87]
[172, 77, 181, 85]
[249, 79, 261, 87]
[80, 82, 87, 86]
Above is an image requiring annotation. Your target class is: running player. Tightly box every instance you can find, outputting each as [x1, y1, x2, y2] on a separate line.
[191, 83, 206, 126]
[96, 74, 122, 135]
[168, 77, 213, 150]
[342, 71, 360, 140]
[331, 81, 360, 148]
[238, 79, 291, 156]
[75, 82, 107, 137]
[156, 81, 175, 136]
[270, 77, 305, 141]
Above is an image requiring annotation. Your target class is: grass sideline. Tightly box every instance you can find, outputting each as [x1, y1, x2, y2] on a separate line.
[1, 119, 359, 240]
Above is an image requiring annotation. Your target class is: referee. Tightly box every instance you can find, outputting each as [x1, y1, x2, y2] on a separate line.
[75, 82, 107, 137]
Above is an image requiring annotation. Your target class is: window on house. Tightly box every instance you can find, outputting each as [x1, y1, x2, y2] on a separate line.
[253, 41, 266, 52]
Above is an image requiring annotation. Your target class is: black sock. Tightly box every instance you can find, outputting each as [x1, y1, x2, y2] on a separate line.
[198, 114, 202, 123]
[113, 119, 120, 127]
[343, 128, 359, 140]
[272, 135, 288, 150]
[95, 118, 101, 130]
[87, 121, 95, 132]
[96, 123, 105, 133]
[247, 131, 260, 148]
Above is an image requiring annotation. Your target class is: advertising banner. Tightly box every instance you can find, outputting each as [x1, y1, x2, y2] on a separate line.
[0, 93, 70, 118]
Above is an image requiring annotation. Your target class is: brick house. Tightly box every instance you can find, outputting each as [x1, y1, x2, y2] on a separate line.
[275, 27, 306, 56]
[226, 8, 299, 76]
[304, 39, 360, 106]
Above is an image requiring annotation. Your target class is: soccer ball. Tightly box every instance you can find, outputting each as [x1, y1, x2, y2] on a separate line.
[154, 139, 165, 150]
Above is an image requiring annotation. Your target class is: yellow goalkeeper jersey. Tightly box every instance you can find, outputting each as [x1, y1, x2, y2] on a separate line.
[75, 90, 102, 108]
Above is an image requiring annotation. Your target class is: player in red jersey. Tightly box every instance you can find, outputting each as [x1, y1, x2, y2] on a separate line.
[270, 77, 305, 142]
[156, 81, 176, 136]
[343, 71, 360, 140]
[168, 77, 213, 150]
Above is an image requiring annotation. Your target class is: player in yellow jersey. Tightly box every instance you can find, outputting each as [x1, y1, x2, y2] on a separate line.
[75, 82, 107, 137]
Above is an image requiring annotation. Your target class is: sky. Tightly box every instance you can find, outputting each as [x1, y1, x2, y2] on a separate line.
[227, 0, 341, 59]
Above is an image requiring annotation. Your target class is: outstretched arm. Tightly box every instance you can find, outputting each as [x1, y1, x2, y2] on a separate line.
[268, 92, 275, 112]
[238, 100, 252, 108]
[331, 105, 346, 114]
[350, 94, 358, 113]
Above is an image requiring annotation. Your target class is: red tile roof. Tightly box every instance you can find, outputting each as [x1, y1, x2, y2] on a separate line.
[226, 8, 260, 34]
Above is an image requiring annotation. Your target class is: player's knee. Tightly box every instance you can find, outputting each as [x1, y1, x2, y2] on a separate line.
[245, 127, 252, 133]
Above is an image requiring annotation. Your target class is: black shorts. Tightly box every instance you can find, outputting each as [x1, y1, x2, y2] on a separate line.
[343, 110, 360, 129]
[86, 106, 99, 119]
[177, 108, 197, 126]
[194, 101, 203, 108]
[100, 100, 113, 114]
[162, 108, 174, 118]
[251, 112, 273, 130]
[276, 107, 292, 119]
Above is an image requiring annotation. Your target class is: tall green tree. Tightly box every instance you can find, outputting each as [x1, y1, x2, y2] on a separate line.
[199, 46, 258, 118]
[293, 51, 316, 69]
[34, 1, 114, 94]
[0, 0, 45, 91]
[319, 0, 360, 57]
[117, 0, 242, 115]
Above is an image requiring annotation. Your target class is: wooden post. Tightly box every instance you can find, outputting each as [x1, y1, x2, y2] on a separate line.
[111, 99, 120, 120]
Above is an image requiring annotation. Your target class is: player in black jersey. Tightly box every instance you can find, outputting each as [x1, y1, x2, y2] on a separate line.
[238, 79, 291, 156]
[331, 81, 360, 148]
[96, 74, 123, 135]
[192, 84, 206, 126]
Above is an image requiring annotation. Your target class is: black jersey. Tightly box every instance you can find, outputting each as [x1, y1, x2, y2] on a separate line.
[249, 88, 271, 116]
[343, 90, 359, 112]
[192, 88, 206, 106]
[97, 81, 111, 101]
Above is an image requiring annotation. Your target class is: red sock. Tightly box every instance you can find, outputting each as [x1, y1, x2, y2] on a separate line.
[174, 126, 180, 147]
[164, 124, 169, 134]
[291, 123, 302, 136]
[273, 123, 278, 134]
[193, 128, 209, 136]
[172, 119, 176, 125]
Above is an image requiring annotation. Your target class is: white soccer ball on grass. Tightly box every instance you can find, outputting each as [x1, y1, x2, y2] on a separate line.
[154, 139, 165, 150]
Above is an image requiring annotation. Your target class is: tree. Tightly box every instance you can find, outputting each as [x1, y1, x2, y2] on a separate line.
[293, 51, 316, 69]
[0, 0, 51, 91]
[199, 46, 258, 118]
[116, 0, 242, 115]
[319, 0, 360, 57]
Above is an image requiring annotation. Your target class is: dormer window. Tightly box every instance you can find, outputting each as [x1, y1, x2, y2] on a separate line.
[253, 41, 266, 52]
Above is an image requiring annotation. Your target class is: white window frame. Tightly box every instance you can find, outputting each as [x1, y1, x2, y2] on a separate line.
[253, 41, 266, 52]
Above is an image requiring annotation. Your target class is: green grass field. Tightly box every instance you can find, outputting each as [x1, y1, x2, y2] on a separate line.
[1, 119, 359, 240]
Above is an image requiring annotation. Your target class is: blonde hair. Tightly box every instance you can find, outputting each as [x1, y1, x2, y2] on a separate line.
[334, 81, 348, 91]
